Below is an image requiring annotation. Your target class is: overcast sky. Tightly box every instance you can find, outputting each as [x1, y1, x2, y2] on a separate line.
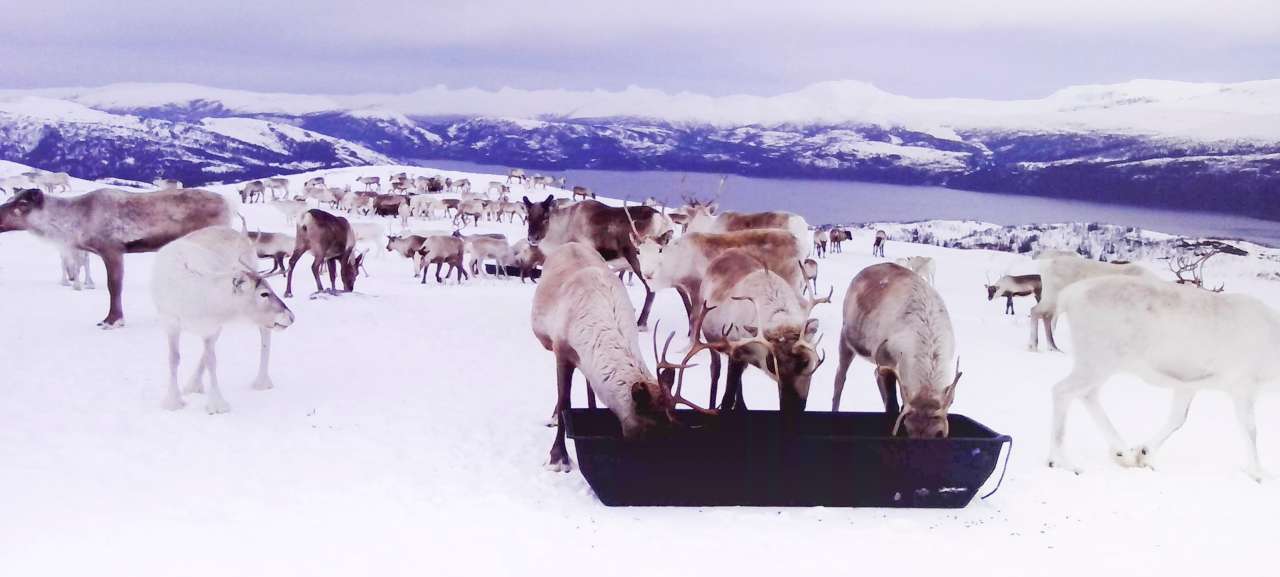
[3, 0, 1277, 99]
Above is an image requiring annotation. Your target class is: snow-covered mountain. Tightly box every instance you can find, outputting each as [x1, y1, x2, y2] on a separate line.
[1, 80, 1276, 218]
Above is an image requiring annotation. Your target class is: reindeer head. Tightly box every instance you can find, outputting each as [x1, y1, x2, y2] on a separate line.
[878, 340, 961, 438]
[984, 273, 998, 301]
[0, 189, 43, 232]
[522, 194, 556, 246]
[232, 269, 295, 330]
[719, 292, 829, 413]
[340, 249, 366, 292]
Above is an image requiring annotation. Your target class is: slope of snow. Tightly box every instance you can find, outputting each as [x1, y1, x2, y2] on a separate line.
[199, 117, 391, 165]
[1, 164, 1277, 576]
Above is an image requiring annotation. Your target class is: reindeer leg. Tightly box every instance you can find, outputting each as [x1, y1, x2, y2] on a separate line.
[875, 367, 900, 415]
[831, 340, 855, 411]
[707, 351, 722, 408]
[623, 249, 654, 330]
[162, 327, 185, 410]
[586, 386, 597, 409]
[547, 355, 575, 472]
[1132, 389, 1195, 468]
[1232, 393, 1266, 482]
[251, 327, 274, 391]
[1081, 388, 1138, 467]
[1027, 307, 1042, 351]
[309, 256, 324, 294]
[327, 258, 339, 293]
[722, 359, 746, 412]
[98, 249, 126, 329]
[284, 249, 304, 298]
[1044, 313, 1063, 352]
[1047, 368, 1108, 474]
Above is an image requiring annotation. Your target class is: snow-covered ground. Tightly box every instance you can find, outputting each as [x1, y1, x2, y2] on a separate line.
[1, 164, 1277, 576]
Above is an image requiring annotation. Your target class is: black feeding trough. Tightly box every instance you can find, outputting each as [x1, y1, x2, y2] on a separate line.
[563, 409, 1011, 508]
[484, 264, 540, 279]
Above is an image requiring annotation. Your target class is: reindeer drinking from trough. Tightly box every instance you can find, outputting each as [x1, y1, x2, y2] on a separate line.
[523, 196, 673, 329]
[152, 226, 294, 414]
[1045, 275, 1280, 481]
[284, 209, 364, 298]
[985, 274, 1042, 315]
[830, 263, 962, 438]
[0, 187, 231, 328]
[531, 242, 712, 471]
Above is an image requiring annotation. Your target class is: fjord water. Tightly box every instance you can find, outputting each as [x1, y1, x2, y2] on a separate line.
[420, 160, 1280, 246]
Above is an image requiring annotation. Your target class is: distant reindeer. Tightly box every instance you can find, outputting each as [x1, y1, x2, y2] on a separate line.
[265, 177, 290, 200]
[152, 226, 294, 414]
[985, 274, 1042, 315]
[813, 229, 829, 258]
[269, 200, 308, 226]
[356, 176, 381, 191]
[571, 186, 593, 201]
[303, 176, 326, 190]
[417, 235, 469, 284]
[0, 188, 231, 327]
[58, 246, 95, 290]
[683, 202, 811, 256]
[35, 172, 71, 194]
[239, 180, 266, 204]
[153, 178, 182, 191]
[831, 263, 962, 438]
[531, 242, 710, 472]
[1045, 275, 1280, 481]
[871, 229, 887, 257]
[507, 168, 526, 184]
[894, 256, 936, 285]
[247, 231, 295, 276]
[829, 227, 850, 253]
[284, 209, 364, 298]
[455, 232, 512, 279]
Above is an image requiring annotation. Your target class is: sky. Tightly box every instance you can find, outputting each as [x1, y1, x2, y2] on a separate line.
[2, 0, 1278, 99]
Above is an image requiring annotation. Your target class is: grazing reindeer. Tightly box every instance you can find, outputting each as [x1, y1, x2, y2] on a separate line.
[1029, 257, 1157, 352]
[0, 188, 231, 327]
[58, 246, 95, 290]
[239, 180, 266, 204]
[453, 178, 471, 194]
[511, 239, 544, 283]
[284, 209, 364, 298]
[152, 226, 294, 414]
[813, 229, 829, 258]
[831, 263, 962, 438]
[265, 177, 289, 200]
[247, 231, 295, 276]
[531, 242, 711, 471]
[683, 202, 811, 256]
[386, 234, 428, 277]
[507, 168, 526, 184]
[417, 235, 469, 284]
[371, 194, 408, 217]
[486, 181, 507, 198]
[894, 256, 936, 285]
[985, 274, 1042, 315]
[269, 200, 308, 226]
[356, 176, 381, 191]
[35, 172, 71, 193]
[523, 196, 673, 329]
[153, 178, 182, 191]
[455, 232, 512, 278]
[303, 176, 326, 190]
[571, 186, 593, 201]
[693, 249, 829, 412]
[454, 199, 486, 227]
[829, 227, 850, 253]
[1046, 275, 1280, 480]
[871, 230, 887, 257]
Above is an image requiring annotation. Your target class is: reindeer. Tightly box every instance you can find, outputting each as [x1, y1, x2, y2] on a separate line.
[531, 242, 712, 471]
[453, 178, 471, 194]
[153, 178, 182, 191]
[1029, 256, 1158, 352]
[239, 180, 266, 204]
[507, 168, 526, 184]
[571, 186, 593, 201]
[303, 176, 326, 191]
[265, 177, 289, 200]
[523, 196, 673, 329]
[152, 226, 294, 414]
[417, 235, 468, 284]
[830, 263, 962, 438]
[830, 227, 851, 253]
[1, 175, 30, 197]
[35, 172, 71, 193]
[511, 239, 544, 283]
[269, 199, 309, 226]
[691, 249, 829, 412]
[486, 181, 507, 198]
[0, 188, 231, 328]
[356, 176, 381, 191]
[985, 274, 1042, 315]
[683, 202, 811, 256]
[894, 256, 936, 285]
[386, 234, 428, 277]
[247, 231, 295, 276]
[1045, 274, 1280, 481]
[58, 246, 95, 290]
[813, 229, 829, 258]
[408, 194, 443, 219]
[871, 229, 887, 257]
[455, 232, 512, 278]
[800, 258, 819, 296]
[453, 199, 486, 227]
[284, 209, 364, 298]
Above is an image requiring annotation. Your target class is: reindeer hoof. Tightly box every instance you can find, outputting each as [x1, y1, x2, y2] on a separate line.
[1047, 458, 1083, 475]
[85, 281, 95, 290]
[1112, 448, 1143, 468]
[72, 282, 84, 291]
[545, 458, 573, 473]
[97, 319, 125, 330]
[251, 376, 274, 391]
[1131, 445, 1157, 469]
[183, 380, 205, 395]
[205, 398, 231, 415]
[160, 395, 186, 411]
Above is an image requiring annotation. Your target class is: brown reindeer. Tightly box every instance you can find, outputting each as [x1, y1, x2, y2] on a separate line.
[0, 188, 231, 328]
[571, 186, 594, 201]
[417, 235, 469, 284]
[511, 239, 545, 283]
[523, 196, 673, 329]
[872, 229, 887, 257]
[284, 209, 364, 297]
[985, 274, 1042, 315]
[247, 231, 296, 276]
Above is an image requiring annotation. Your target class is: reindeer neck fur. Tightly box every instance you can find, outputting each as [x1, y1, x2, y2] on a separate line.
[24, 195, 91, 245]
[561, 273, 653, 415]
[891, 281, 956, 403]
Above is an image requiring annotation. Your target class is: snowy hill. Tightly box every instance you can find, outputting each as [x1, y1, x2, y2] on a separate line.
[1, 80, 1278, 219]
[2, 162, 1278, 576]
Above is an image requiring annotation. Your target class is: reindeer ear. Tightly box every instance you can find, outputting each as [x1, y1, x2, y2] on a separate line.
[631, 382, 653, 408]
[803, 318, 819, 340]
[522, 196, 532, 207]
[873, 339, 896, 368]
[231, 275, 248, 294]
[542, 194, 555, 207]
[656, 367, 676, 388]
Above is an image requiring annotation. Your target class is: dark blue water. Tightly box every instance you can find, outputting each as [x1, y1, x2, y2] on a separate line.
[418, 160, 1280, 246]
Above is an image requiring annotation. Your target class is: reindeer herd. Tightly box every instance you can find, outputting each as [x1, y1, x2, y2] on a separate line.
[1, 167, 1278, 484]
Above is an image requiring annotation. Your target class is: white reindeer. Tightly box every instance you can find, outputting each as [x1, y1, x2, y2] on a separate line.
[35, 172, 71, 193]
[265, 178, 290, 201]
[153, 178, 182, 191]
[151, 227, 295, 414]
[1030, 256, 1158, 351]
[59, 246, 95, 290]
[894, 256, 936, 285]
[1046, 275, 1280, 481]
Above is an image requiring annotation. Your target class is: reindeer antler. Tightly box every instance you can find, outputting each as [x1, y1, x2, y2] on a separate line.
[804, 285, 834, 313]
[726, 295, 780, 380]
[652, 316, 719, 415]
[622, 198, 643, 241]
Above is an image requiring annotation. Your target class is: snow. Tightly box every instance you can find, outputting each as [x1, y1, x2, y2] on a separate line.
[200, 117, 391, 164]
[2, 163, 1278, 575]
[9, 78, 1280, 141]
